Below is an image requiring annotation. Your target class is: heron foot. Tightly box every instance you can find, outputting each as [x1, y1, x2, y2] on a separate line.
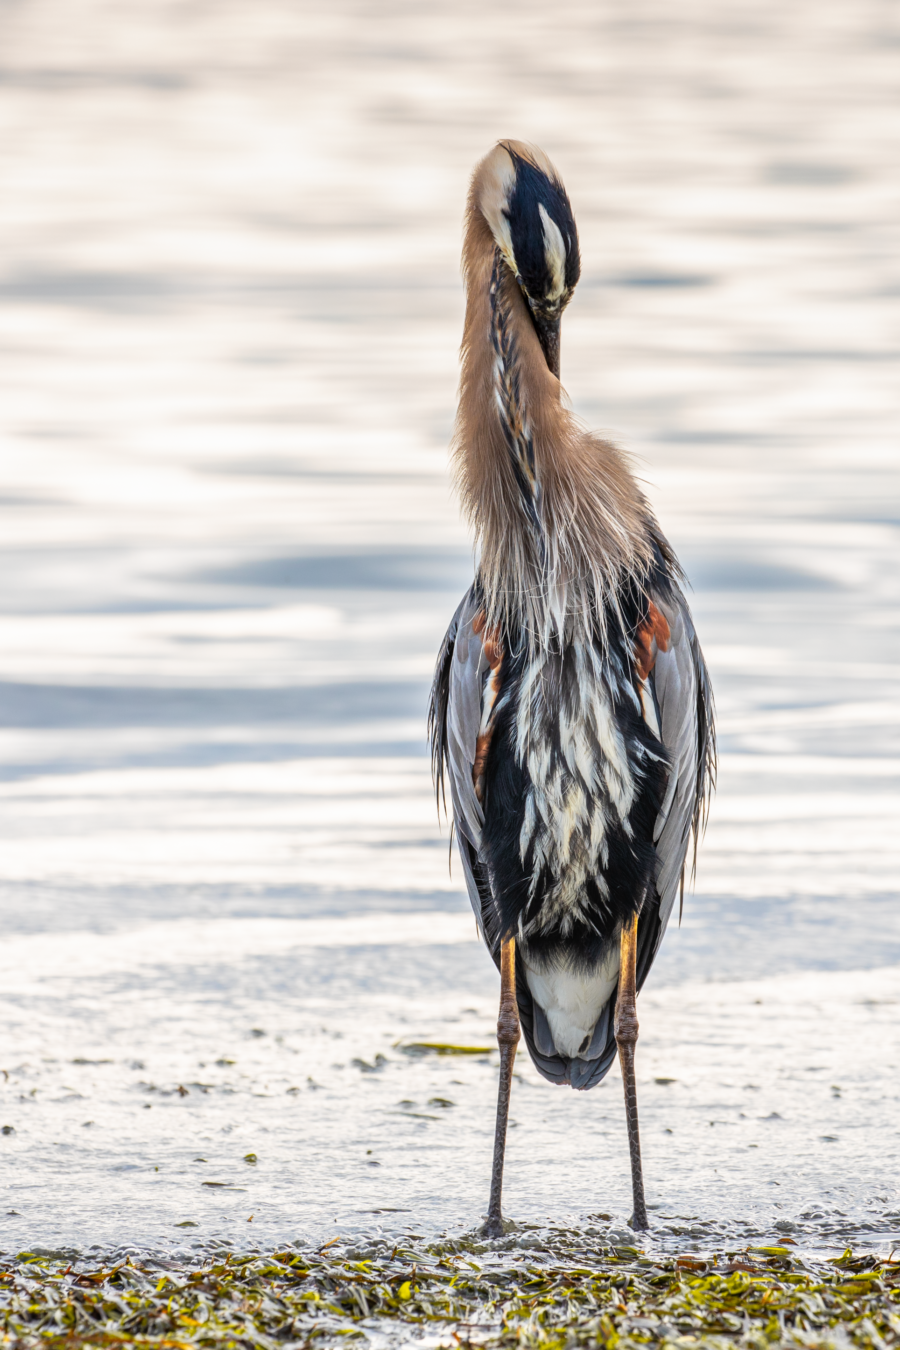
[480, 1214, 516, 1238]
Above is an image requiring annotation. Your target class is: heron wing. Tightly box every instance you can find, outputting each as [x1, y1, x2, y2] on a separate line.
[650, 589, 716, 943]
[428, 587, 493, 933]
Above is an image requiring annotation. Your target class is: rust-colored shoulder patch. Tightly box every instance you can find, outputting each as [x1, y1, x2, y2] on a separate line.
[471, 611, 504, 801]
[634, 601, 671, 681]
[472, 610, 502, 672]
[473, 733, 491, 801]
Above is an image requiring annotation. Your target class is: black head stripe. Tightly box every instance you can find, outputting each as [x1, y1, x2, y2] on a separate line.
[502, 146, 581, 300]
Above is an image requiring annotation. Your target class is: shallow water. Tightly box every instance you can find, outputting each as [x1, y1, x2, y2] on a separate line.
[1, 0, 899, 1259]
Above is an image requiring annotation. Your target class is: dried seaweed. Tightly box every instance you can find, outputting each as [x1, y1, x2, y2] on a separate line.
[2, 1236, 899, 1348]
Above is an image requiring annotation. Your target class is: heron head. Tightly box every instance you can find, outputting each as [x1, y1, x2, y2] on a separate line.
[474, 140, 581, 378]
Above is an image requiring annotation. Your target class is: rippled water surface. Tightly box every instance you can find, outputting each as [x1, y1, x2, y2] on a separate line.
[1, 0, 899, 1259]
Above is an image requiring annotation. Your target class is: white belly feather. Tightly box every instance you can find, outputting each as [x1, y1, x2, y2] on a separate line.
[523, 943, 620, 1058]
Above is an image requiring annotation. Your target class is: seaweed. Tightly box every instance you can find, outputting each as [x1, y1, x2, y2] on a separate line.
[1, 1235, 899, 1348]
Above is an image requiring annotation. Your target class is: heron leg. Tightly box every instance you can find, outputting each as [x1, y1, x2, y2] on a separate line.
[615, 914, 649, 1230]
[482, 936, 520, 1237]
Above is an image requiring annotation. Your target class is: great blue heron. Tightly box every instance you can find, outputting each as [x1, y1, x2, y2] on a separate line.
[429, 141, 715, 1234]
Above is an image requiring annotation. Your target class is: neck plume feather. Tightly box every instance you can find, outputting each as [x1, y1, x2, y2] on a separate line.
[452, 197, 655, 648]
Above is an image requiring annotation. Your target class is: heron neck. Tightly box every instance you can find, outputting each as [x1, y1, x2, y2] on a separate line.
[453, 212, 654, 644]
[488, 249, 547, 530]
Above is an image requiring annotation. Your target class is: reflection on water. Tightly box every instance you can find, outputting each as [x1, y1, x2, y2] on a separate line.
[0, 0, 898, 1257]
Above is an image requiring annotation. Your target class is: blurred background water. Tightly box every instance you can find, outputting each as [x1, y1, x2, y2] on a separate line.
[1, 0, 899, 1258]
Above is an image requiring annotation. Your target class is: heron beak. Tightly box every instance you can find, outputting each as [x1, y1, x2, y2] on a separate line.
[531, 312, 561, 379]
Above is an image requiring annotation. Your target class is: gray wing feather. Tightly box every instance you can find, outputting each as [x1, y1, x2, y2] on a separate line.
[446, 596, 488, 849]
[651, 590, 716, 940]
[429, 587, 490, 928]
